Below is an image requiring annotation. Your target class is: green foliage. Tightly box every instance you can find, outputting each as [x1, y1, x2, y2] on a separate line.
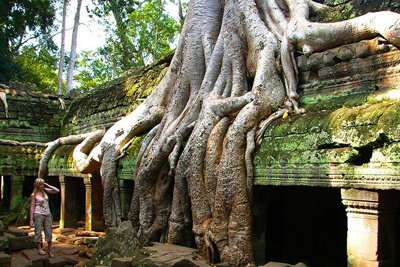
[0, 0, 57, 48]
[0, 34, 16, 82]
[88, 0, 140, 70]
[0, 0, 58, 86]
[14, 46, 59, 93]
[74, 49, 115, 92]
[88, 0, 138, 19]
[87, 0, 182, 73]
[128, 0, 180, 65]
[315, 0, 400, 22]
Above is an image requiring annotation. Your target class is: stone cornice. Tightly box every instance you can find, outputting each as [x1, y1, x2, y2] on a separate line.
[254, 163, 400, 190]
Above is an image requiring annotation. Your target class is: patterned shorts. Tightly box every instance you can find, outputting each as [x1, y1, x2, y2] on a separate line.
[33, 213, 53, 243]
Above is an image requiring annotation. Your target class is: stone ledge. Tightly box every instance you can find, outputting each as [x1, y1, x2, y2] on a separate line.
[254, 163, 400, 190]
[0, 252, 11, 267]
[10, 236, 35, 251]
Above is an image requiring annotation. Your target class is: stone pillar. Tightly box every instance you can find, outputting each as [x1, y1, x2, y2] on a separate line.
[341, 188, 399, 267]
[59, 175, 66, 229]
[10, 175, 24, 211]
[84, 176, 92, 231]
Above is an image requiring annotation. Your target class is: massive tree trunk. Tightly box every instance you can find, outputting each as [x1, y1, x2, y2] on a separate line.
[39, 0, 400, 265]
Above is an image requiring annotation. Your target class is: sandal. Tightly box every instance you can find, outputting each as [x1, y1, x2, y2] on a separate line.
[48, 253, 54, 258]
[38, 251, 46, 255]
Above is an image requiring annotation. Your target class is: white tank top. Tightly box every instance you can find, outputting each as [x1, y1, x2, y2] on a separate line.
[32, 193, 50, 215]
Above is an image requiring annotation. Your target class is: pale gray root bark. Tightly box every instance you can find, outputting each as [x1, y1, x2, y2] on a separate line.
[0, 139, 46, 146]
[280, 0, 400, 113]
[0, 92, 8, 118]
[57, 0, 68, 95]
[66, 0, 82, 94]
[38, 0, 400, 266]
[73, 129, 105, 173]
[58, 98, 66, 110]
[38, 131, 102, 179]
[73, 101, 165, 227]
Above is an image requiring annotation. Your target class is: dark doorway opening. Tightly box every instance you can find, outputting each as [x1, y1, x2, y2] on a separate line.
[65, 177, 85, 228]
[253, 186, 347, 267]
[22, 176, 35, 198]
[47, 176, 61, 221]
[121, 179, 134, 220]
[394, 191, 400, 266]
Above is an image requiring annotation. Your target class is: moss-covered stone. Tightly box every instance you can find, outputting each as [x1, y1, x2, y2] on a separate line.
[313, 0, 400, 22]
[0, 89, 67, 143]
[0, 238, 10, 254]
[88, 221, 141, 267]
[14, 197, 31, 226]
[62, 63, 168, 136]
[255, 89, 400, 189]
[118, 137, 144, 180]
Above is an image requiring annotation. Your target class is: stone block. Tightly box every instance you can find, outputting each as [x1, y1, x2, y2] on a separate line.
[82, 237, 98, 245]
[57, 228, 75, 236]
[55, 236, 68, 243]
[111, 257, 132, 267]
[53, 246, 79, 255]
[171, 258, 199, 267]
[263, 263, 291, 267]
[9, 236, 35, 250]
[64, 255, 80, 265]
[0, 236, 10, 252]
[66, 237, 81, 245]
[0, 251, 11, 267]
[7, 228, 28, 237]
[0, 220, 5, 236]
[3, 232, 15, 238]
[22, 248, 45, 267]
[74, 259, 90, 267]
[11, 256, 32, 267]
[43, 255, 67, 267]
[73, 239, 83, 245]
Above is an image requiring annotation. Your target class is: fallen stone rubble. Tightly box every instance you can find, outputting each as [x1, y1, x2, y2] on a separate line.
[0, 219, 308, 267]
[0, 219, 101, 267]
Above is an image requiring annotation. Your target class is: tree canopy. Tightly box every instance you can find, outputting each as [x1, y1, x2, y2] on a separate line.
[0, 0, 185, 93]
[0, 0, 57, 83]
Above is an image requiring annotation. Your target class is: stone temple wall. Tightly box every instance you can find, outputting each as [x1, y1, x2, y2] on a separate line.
[0, 89, 68, 177]
[61, 61, 169, 136]
[254, 38, 400, 190]
[0, 89, 67, 142]
[251, 39, 400, 266]
[50, 61, 169, 179]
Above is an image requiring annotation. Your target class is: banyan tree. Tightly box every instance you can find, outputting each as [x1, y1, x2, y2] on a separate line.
[38, 0, 400, 265]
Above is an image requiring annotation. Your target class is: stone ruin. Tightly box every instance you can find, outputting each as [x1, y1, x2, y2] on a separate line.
[1, 35, 400, 267]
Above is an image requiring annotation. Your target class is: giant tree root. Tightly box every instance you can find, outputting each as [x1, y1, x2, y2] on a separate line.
[37, 0, 400, 266]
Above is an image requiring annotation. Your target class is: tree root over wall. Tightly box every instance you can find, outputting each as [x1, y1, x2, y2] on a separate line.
[38, 0, 400, 265]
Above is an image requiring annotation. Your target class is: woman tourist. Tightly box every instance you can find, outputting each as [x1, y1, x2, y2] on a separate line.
[29, 178, 59, 257]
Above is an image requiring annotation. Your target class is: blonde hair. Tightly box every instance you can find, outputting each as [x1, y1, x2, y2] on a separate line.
[33, 178, 45, 198]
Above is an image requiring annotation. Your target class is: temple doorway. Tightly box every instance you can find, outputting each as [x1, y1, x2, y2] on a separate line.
[253, 186, 347, 266]
[64, 177, 85, 228]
